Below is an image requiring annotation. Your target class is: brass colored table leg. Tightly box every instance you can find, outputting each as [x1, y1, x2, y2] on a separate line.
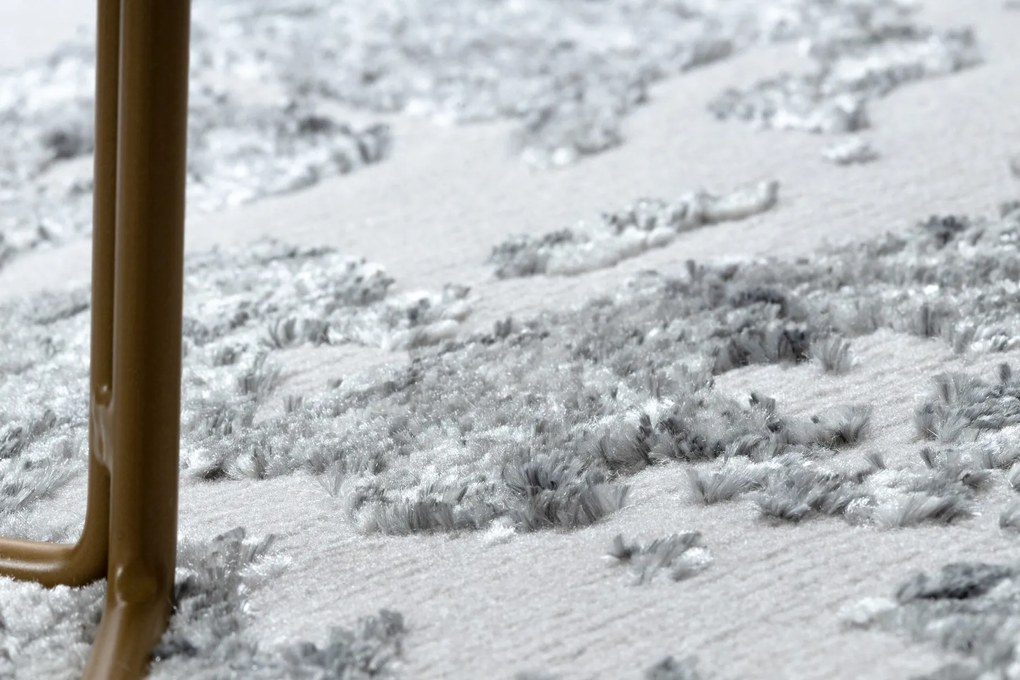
[84, 0, 192, 677]
[0, 1, 191, 677]
[0, 0, 119, 589]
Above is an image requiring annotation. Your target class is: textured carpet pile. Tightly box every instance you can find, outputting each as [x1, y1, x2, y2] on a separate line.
[1, 0, 1018, 678]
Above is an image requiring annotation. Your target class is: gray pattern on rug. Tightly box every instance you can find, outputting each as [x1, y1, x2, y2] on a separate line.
[489, 180, 779, 278]
[517, 655, 704, 680]
[5, 197, 1020, 675]
[7, 203, 1020, 538]
[0, 0, 980, 272]
[0, 241, 469, 524]
[240, 0, 976, 166]
[709, 8, 979, 138]
[844, 562, 1020, 679]
[0, 2, 390, 270]
[0, 527, 406, 679]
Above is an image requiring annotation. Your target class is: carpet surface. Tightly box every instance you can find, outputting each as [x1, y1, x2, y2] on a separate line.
[2, 0, 1020, 678]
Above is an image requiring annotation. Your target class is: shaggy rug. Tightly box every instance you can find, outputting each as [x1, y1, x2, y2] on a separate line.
[3, 0, 1020, 678]
[0, 0, 978, 269]
[7, 193, 1020, 676]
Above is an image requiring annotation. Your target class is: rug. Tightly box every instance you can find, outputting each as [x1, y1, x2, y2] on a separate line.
[2, 0, 1020, 678]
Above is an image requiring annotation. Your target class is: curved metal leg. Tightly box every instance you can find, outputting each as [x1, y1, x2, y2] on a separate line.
[0, 0, 119, 590]
[0, 0, 191, 677]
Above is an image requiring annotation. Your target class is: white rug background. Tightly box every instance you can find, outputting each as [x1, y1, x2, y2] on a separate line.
[3, 1, 1020, 678]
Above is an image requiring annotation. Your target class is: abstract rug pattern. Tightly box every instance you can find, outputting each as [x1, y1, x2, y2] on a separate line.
[2, 0, 1019, 678]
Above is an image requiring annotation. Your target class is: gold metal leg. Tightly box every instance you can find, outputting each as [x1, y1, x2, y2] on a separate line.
[0, 0, 118, 590]
[0, 0, 191, 677]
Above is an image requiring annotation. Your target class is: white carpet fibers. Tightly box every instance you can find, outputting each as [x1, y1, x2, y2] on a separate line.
[2, 1, 1020, 678]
